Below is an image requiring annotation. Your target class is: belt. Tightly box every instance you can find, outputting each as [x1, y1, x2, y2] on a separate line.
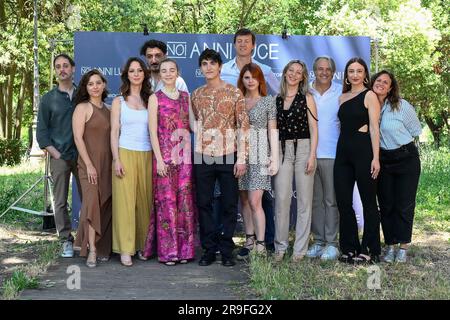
[381, 141, 415, 154]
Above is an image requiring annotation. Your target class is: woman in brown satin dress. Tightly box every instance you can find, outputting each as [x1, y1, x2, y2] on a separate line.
[73, 69, 112, 268]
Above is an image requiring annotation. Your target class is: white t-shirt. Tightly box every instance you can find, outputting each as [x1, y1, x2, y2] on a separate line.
[309, 81, 342, 159]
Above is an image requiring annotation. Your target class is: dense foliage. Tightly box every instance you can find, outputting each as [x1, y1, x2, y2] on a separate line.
[0, 0, 448, 154]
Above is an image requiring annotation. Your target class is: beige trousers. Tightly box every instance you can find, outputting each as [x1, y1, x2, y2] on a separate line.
[274, 139, 316, 256]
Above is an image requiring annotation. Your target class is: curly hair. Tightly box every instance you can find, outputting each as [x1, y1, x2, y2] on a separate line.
[73, 69, 108, 106]
[371, 70, 401, 111]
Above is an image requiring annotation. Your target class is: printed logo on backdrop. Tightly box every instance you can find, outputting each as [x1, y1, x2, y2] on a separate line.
[167, 41, 280, 61]
[167, 41, 188, 58]
[195, 69, 204, 78]
[74, 32, 370, 96]
[80, 66, 121, 76]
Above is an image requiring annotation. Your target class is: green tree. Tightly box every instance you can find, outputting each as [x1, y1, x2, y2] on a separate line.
[1, 0, 448, 153]
[305, 0, 448, 146]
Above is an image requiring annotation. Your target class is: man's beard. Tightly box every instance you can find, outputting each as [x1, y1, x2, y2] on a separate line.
[150, 64, 160, 72]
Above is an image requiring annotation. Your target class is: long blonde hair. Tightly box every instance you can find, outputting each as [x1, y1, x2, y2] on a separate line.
[279, 60, 309, 99]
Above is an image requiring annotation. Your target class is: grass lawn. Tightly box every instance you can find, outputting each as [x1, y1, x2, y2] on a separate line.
[0, 160, 61, 299]
[246, 144, 450, 299]
[0, 144, 449, 300]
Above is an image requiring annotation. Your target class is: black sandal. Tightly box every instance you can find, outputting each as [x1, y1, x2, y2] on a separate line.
[338, 252, 356, 264]
[353, 254, 375, 265]
[237, 234, 256, 260]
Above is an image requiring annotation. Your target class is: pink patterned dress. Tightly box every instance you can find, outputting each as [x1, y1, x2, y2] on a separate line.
[143, 90, 197, 262]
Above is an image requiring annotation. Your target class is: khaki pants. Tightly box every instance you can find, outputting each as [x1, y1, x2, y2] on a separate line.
[274, 139, 316, 256]
[311, 159, 339, 246]
[50, 157, 80, 241]
[112, 148, 152, 255]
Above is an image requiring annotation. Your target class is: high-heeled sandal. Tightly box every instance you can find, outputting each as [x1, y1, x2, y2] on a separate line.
[137, 251, 148, 261]
[237, 234, 256, 260]
[86, 250, 97, 268]
[353, 253, 380, 265]
[120, 254, 133, 267]
[255, 240, 266, 254]
[338, 251, 356, 264]
[97, 256, 110, 262]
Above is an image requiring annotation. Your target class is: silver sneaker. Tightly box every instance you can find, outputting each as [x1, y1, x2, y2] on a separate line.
[306, 243, 325, 258]
[320, 245, 340, 261]
[383, 246, 395, 263]
[61, 241, 74, 258]
[395, 248, 407, 263]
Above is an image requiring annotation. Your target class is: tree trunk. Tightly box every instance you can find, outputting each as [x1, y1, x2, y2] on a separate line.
[14, 72, 28, 140]
[0, 78, 5, 138]
[26, 72, 34, 149]
[441, 110, 449, 133]
[0, 0, 5, 28]
[6, 64, 17, 139]
[424, 115, 443, 148]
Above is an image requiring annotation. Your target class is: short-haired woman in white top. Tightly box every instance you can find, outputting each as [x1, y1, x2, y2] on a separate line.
[111, 57, 153, 267]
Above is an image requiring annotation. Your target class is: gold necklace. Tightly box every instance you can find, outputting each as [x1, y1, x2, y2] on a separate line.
[162, 86, 179, 99]
[163, 86, 177, 93]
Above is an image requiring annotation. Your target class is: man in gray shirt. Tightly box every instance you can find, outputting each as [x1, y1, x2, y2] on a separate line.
[37, 53, 81, 258]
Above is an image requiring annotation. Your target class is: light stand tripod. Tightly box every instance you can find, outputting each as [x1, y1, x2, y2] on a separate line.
[0, 153, 57, 231]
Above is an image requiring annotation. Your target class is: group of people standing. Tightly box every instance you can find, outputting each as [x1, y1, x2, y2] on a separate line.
[36, 28, 422, 269]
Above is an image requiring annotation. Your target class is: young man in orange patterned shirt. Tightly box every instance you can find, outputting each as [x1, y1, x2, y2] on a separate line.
[191, 49, 250, 267]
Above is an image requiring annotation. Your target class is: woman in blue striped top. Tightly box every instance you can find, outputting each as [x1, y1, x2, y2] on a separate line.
[371, 70, 422, 264]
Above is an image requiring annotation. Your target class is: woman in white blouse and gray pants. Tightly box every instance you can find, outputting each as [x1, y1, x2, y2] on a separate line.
[371, 70, 422, 264]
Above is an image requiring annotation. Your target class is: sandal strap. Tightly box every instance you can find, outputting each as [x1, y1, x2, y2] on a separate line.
[243, 234, 256, 249]
[354, 254, 370, 262]
[256, 240, 265, 246]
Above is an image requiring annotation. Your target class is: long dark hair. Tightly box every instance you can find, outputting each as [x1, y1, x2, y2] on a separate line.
[120, 57, 152, 107]
[237, 63, 267, 97]
[74, 69, 108, 106]
[342, 57, 370, 93]
[371, 70, 400, 111]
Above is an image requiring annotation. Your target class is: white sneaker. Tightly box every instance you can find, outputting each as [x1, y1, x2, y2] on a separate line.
[395, 248, 407, 263]
[61, 241, 74, 258]
[306, 243, 325, 258]
[320, 245, 340, 261]
[383, 246, 396, 263]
